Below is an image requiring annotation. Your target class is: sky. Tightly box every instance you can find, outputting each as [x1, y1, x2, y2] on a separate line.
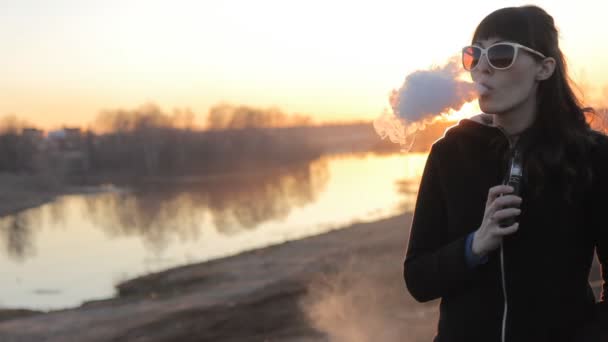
[2, 0, 608, 130]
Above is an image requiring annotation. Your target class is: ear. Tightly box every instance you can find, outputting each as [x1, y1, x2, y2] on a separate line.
[535, 57, 556, 81]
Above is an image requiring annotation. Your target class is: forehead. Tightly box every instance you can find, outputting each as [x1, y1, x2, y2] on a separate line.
[473, 37, 512, 47]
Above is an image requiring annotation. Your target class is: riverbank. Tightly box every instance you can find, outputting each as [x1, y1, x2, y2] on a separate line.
[0, 212, 445, 341]
[0, 209, 603, 342]
[0, 173, 123, 218]
[0, 173, 59, 217]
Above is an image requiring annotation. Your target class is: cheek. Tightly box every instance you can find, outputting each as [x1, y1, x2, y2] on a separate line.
[496, 67, 536, 104]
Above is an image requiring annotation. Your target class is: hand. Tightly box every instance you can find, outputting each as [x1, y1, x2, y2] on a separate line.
[472, 185, 522, 257]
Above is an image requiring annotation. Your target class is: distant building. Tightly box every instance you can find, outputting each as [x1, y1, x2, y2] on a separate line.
[47, 127, 83, 151]
[22, 127, 43, 140]
[64, 127, 82, 150]
[46, 127, 89, 174]
[21, 127, 45, 151]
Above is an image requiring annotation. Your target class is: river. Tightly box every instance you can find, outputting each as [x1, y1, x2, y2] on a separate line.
[0, 151, 428, 310]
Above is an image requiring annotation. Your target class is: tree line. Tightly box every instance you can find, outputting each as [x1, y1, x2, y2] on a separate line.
[0, 103, 325, 184]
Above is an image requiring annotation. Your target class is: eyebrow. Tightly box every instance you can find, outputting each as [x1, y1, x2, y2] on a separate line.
[474, 39, 507, 48]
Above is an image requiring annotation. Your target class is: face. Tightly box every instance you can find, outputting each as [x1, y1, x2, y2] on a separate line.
[470, 37, 541, 115]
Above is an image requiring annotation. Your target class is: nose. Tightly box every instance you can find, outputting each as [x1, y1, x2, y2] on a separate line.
[473, 52, 493, 75]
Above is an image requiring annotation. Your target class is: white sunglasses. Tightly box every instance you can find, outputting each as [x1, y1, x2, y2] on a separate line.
[462, 42, 546, 71]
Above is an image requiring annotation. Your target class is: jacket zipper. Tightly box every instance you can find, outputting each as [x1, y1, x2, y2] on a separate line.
[495, 125, 516, 342]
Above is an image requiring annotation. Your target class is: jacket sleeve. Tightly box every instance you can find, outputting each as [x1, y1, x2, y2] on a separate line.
[403, 144, 485, 303]
[596, 203, 608, 306]
[595, 210, 608, 325]
[465, 231, 489, 268]
[592, 135, 608, 307]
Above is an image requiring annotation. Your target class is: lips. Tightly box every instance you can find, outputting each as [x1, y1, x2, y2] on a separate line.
[474, 82, 494, 96]
[479, 82, 494, 91]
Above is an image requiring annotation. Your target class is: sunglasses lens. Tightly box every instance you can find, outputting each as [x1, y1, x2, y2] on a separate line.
[488, 44, 515, 68]
[462, 46, 480, 71]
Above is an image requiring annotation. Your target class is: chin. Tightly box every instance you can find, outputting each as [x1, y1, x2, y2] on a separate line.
[479, 98, 507, 115]
[479, 103, 497, 114]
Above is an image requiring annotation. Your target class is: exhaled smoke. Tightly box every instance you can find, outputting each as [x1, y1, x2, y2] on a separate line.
[374, 56, 479, 152]
[299, 255, 439, 342]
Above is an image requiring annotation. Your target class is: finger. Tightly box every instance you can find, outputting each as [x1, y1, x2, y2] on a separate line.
[492, 195, 523, 210]
[487, 185, 514, 205]
[492, 208, 521, 221]
[493, 222, 519, 235]
[488, 198, 516, 217]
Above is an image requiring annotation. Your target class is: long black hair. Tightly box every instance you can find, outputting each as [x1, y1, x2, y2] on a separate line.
[473, 5, 605, 205]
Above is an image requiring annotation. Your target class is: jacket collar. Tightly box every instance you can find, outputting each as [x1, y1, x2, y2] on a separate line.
[468, 113, 495, 127]
[443, 113, 538, 153]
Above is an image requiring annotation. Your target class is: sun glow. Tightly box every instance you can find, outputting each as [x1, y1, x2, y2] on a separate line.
[439, 100, 482, 123]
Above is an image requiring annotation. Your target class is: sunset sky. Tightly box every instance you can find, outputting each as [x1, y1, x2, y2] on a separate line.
[2, 0, 608, 130]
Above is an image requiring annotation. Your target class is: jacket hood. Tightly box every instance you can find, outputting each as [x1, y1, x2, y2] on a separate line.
[443, 113, 502, 141]
[443, 113, 536, 146]
[440, 113, 540, 165]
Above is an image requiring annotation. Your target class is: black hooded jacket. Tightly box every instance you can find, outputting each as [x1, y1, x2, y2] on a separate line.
[403, 114, 608, 342]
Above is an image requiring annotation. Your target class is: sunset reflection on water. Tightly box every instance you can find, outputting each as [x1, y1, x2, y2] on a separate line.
[0, 151, 428, 310]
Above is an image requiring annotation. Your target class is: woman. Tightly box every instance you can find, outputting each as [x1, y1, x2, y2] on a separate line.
[403, 5, 608, 342]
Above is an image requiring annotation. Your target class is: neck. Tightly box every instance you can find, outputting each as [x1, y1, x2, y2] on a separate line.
[489, 90, 537, 143]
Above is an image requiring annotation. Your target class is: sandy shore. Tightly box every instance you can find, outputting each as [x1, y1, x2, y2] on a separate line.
[0, 211, 603, 342]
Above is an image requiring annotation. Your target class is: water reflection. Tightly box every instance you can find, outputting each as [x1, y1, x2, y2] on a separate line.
[395, 178, 423, 213]
[0, 213, 34, 261]
[207, 160, 330, 233]
[0, 152, 424, 310]
[394, 153, 428, 213]
[86, 160, 329, 252]
[82, 191, 205, 254]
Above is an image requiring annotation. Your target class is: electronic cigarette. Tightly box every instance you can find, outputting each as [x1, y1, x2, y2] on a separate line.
[499, 149, 523, 228]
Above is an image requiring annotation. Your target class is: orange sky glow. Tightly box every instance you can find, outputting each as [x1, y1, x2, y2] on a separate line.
[2, 0, 608, 131]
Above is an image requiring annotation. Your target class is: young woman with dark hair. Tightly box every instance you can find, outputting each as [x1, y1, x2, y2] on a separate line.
[403, 5, 608, 342]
